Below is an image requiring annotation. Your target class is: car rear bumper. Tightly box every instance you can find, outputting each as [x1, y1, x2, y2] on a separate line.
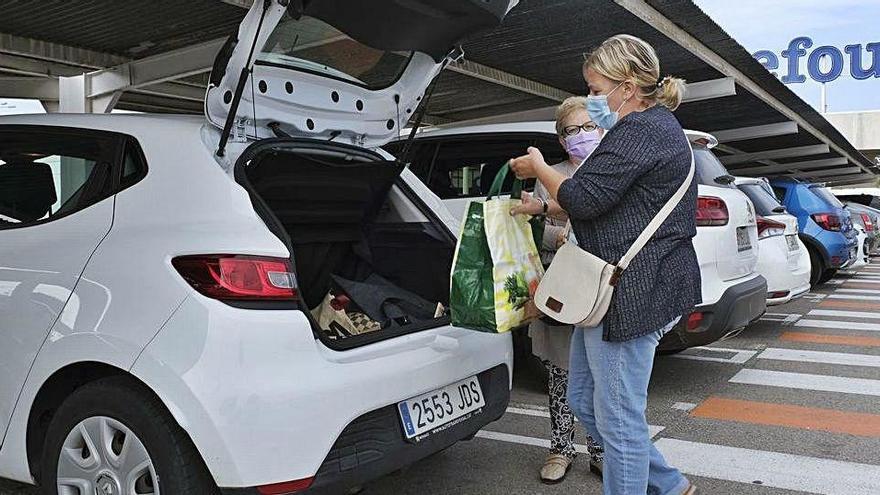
[659, 275, 767, 351]
[131, 296, 513, 489]
[220, 364, 510, 495]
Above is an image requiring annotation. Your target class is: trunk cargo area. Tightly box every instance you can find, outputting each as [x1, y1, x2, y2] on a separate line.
[240, 143, 455, 347]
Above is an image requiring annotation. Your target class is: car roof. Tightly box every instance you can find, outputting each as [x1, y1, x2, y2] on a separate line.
[0, 113, 206, 135]
[407, 120, 718, 148]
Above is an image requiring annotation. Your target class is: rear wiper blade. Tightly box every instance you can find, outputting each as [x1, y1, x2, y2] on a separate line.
[772, 206, 786, 213]
[714, 174, 735, 185]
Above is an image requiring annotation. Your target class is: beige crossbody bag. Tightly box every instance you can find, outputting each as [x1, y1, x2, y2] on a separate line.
[534, 144, 695, 327]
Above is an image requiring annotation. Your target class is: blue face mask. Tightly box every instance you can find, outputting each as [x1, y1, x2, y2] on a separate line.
[586, 82, 626, 130]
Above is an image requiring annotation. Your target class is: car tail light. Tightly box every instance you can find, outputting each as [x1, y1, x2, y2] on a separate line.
[257, 478, 314, 495]
[696, 196, 729, 226]
[756, 216, 786, 239]
[172, 255, 297, 301]
[860, 213, 875, 232]
[686, 312, 704, 331]
[811, 213, 841, 232]
[769, 290, 790, 299]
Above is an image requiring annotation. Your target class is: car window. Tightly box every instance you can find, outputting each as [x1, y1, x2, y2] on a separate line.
[0, 128, 138, 229]
[771, 186, 787, 202]
[693, 147, 734, 188]
[810, 186, 844, 208]
[738, 183, 785, 216]
[389, 136, 566, 200]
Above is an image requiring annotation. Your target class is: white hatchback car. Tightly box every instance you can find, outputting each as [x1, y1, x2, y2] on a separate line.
[0, 1, 517, 494]
[387, 123, 767, 352]
[734, 177, 811, 305]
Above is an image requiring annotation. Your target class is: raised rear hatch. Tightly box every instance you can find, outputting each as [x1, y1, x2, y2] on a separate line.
[205, 0, 518, 149]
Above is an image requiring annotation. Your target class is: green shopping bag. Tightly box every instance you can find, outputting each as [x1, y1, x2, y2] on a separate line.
[450, 163, 545, 333]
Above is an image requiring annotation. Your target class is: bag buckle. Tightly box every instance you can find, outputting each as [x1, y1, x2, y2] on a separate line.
[609, 265, 624, 287]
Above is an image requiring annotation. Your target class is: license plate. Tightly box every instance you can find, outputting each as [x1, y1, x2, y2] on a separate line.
[398, 376, 484, 440]
[736, 227, 752, 252]
[786, 234, 799, 251]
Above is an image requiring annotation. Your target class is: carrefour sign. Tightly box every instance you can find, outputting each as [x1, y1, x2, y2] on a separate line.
[754, 37, 880, 84]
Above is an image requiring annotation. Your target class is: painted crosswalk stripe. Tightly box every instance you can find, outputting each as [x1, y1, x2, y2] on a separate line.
[655, 438, 880, 494]
[729, 369, 880, 396]
[842, 279, 880, 285]
[795, 318, 880, 332]
[809, 308, 880, 320]
[828, 294, 880, 301]
[758, 347, 880, 368]
[780, 332, 880, 347]
[505, 406, 664, 437]
[691, 396, 880, 437]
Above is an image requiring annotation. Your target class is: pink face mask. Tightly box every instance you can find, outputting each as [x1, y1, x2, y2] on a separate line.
[563, 129, 602, 164]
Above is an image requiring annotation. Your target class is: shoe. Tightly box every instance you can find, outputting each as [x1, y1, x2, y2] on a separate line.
[539, 454, 573, 484]
[682, 481, 696, 494]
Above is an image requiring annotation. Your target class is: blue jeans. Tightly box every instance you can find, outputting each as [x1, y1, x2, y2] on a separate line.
[567, 319, 688, 495]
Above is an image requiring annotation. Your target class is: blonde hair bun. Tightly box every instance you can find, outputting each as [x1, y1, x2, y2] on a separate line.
[585, 34, 686, 111]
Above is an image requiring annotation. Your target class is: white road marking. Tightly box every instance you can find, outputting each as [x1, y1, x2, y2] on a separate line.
[808, 309, 880, 320]
[477, 425, 666, 454]
[800, 293, 827, 301]
[795, 319, 880, 332]
[729, 369, 880, 396]
[654, 438, 880, 495]
[839, 279, 880, 285]
[504, 407, 664, 437]
[827, 294, 880, 301]
[758, 347, 880, 368]
[836, 288, 880, 294]
[670, 346, 757, 364]
[672, 402, 697, 411]
[760, 312, 799, 324]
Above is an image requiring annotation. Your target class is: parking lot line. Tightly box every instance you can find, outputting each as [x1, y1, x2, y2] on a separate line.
[690, 396, 880, 437]
[794, 318, 880, 332]
[758, 347, 880, 368]
[836, 288, 880, 294]
[729, 369, 880, 396]
[780, 331, 880, 347]
[827, 294, 880, 301]
[808, 308, 880, 320]
[504, 406, 665, 437]
[654, 438, 880, 494]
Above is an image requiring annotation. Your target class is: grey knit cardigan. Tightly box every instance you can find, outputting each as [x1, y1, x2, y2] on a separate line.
[556, 104, 701, 342]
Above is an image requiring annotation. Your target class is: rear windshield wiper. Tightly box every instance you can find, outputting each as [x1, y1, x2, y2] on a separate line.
[714, 174, 735, 185]
[772, 206, 786, 213]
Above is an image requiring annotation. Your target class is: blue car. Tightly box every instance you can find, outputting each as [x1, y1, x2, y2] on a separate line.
[770, 179, 858, 285]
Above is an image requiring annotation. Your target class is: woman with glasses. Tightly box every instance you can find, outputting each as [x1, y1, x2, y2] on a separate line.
[510, 96, 604, 484]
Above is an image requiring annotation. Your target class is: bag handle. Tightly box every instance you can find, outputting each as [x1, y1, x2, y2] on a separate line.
[487, 161, 524, 200]
[617, 133, 696, 271]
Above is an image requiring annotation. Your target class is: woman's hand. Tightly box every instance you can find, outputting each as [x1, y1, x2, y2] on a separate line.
[509, 191, 543, 216]
[510, 147, 547, 179]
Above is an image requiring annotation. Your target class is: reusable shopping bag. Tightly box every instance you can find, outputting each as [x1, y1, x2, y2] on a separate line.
[450, 163, 545, 333]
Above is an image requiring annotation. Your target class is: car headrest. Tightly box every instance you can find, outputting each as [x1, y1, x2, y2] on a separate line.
[0, 161, 57, 223]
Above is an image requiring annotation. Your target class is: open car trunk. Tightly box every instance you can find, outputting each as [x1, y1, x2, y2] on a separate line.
[236, 139, 455, 349]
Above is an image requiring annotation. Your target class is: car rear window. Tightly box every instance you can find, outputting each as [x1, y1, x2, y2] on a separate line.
[738, 183, 785, 216]
[693, 147, 734, 188]
[810, 186, 844, 208]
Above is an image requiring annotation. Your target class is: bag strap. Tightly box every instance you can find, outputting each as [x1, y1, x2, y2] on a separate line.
[487, 161, 523, 199]
[617, 134, 696, 271]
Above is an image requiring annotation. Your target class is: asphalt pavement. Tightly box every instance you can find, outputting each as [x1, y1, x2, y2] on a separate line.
[3, 266, 880, 494]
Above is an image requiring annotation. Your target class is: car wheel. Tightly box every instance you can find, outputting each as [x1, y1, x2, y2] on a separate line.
[40, 377, 217, 495]
[807, 246, 824, 287]
[818, 268, 838, 284]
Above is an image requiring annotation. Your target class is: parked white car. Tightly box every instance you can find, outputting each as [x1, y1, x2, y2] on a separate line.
[0, 1, 518, 494]
[851, 224, 871, 269]
[388, 123, 767, 352]
[734, 177, 811, 305]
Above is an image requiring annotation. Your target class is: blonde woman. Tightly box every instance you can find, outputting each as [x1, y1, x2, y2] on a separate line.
[510, 34, 700, 495]
[510, 96, 603, 484]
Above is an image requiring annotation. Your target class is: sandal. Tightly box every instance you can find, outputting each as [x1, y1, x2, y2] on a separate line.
[539, 454, 573, 484]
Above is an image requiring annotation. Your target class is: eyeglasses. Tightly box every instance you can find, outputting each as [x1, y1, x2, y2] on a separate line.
[561, 122, 599, 136]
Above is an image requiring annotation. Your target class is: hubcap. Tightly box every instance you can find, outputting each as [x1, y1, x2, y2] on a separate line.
[56, 416, 159, 495]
